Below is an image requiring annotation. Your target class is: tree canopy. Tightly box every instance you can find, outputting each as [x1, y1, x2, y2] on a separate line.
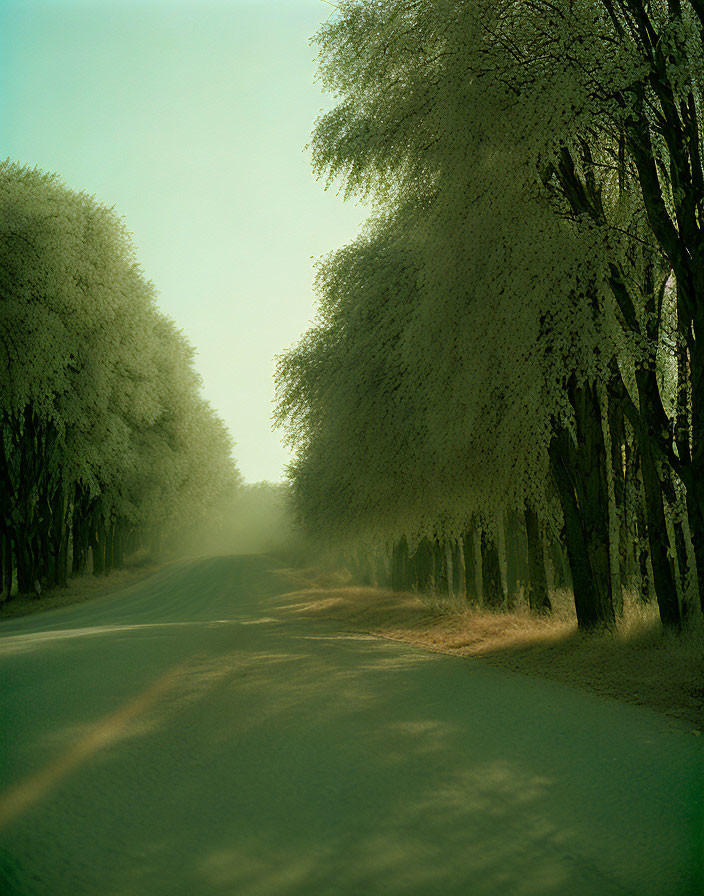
[0, 160, 241, 596]
[277, 0, 704, 631]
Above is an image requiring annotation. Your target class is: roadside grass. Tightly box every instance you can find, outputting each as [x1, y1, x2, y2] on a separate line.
[0, 554, 162, 621]
[275, 568, 704, 729]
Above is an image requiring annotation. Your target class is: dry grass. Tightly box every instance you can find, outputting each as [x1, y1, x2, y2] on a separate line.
[0, 559, 162, 621]
[276, 569, 704, 730]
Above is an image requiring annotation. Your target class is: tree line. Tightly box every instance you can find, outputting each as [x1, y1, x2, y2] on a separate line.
[275, 0, 704, 631]
[0, 160, 240, 598]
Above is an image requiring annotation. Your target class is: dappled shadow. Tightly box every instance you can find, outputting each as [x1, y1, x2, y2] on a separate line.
[24, 628, 698, 896]
[54, 635, 583, 896]
[184, 761, 573, 896]
[1, 556, 702, 895]
[276, 582, 704, 729]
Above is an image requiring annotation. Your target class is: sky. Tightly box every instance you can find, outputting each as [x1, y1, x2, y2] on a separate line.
[0, 0, 367, 482]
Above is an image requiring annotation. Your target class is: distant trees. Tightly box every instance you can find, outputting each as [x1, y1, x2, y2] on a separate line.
[171, 481, 300, 559]
[276, 0, 704, 631]
[0, 161, 240, 598]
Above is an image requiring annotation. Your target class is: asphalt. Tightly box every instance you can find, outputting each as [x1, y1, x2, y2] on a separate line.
[0, 554, 702, 895]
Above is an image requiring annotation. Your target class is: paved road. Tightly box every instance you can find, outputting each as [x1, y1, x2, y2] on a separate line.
[0, 555, 702, 895]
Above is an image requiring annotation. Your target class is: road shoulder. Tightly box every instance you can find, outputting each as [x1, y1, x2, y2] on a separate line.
[273, 569, 704, 732]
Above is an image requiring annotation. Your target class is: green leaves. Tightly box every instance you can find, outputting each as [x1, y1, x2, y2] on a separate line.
[0, 159, 240, 555]
[277, 0, 696, 555]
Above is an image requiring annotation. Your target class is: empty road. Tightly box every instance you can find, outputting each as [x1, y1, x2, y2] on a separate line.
[0, 555, 702, 895]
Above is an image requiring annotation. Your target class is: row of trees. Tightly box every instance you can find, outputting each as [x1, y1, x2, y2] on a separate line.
[276, 0, 704, 630]
[346, 513, 573, 616]
[170, 481, 300, 559]
[0, 160, 240, 598]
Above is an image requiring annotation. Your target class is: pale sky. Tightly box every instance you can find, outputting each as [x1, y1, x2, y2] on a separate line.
[0, 0, 366, 482]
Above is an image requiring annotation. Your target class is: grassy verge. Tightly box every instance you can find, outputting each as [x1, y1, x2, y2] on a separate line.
[276, 568, 704, 730]
[0, 560, 162, 621]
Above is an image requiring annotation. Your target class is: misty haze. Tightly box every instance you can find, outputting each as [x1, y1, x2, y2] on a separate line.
[1, 1, 703, 894]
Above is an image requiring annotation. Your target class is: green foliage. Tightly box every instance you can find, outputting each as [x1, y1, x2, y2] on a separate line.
[0, 160, 240, 593]
[279, 2, 622, 546]
[278, 0, 704, 629]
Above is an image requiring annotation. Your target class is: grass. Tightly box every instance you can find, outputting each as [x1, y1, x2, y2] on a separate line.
[4, 557, 702, 727]
[275, 568, 704, 730]
[0, 556, 162, 621]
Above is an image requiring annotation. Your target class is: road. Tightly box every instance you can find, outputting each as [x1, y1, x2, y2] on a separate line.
[0, 555, 702, 895]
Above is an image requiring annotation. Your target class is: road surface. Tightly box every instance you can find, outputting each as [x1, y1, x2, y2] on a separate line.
[0, 555, 702, 895]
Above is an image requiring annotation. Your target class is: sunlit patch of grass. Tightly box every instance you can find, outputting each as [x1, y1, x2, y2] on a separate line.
[0, 562, 163, 621]
[272, 565, 354, 591]
[277, 572, 704, 728]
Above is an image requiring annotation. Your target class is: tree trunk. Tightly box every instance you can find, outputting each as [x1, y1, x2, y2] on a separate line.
[633, 464, 654, 604]
[516, 518, 529, 592]
[524, 505, 551, 614]
[38, 522, 50, 589]
[480, 530, 503, 609]
[444, 541, 454, 599]
[71, 489, 91, 575]
[549, 378, 615, 630]
[684, 295, 704, 614]
[1, 533, 11, 599]
[661, 470, 693, 620]
[0, 532, 9, 601]
[462, 529, 478, 603]
[551, 450, 610, 630]
[457, 538, 466, 600]
[503, 512, 522, 608]
[57, 525, 69, 588]
[391, 537, 410, 591]
[72, 512, 85, 574]
[432, 540, 447, 593]
[603, 392, 623, 616]
[90, 517, 106, 576]
[104, 523, 115, 574]
[685, 477, 704, 616]
[47, 483, 69, 589]
[112, 522, 125, 570]
[620, 430, 639, 589]
[548, 536, 568, 589]
[15, 537, 38, 596]
[637, 418, 681, 628]
[410, 538, 433, 591]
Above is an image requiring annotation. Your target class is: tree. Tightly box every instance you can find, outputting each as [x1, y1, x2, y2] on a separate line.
[0, 160, 240, 594]
[279, 0, 704, 630]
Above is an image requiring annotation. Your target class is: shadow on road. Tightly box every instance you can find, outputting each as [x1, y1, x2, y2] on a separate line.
[0, 556, 701, 895]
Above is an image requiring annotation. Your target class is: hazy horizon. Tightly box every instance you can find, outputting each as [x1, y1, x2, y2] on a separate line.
[0, 0, 366, 482]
